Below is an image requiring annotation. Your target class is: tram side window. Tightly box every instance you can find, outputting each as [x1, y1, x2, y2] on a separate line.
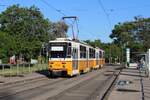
[96, 52, 99, 58]
[102, 52, 104, 58]
[80, 45, 86, 58]
[67, 43, 71, 58]
[89, 48, 95, 58]
[99, 51, 102, 58]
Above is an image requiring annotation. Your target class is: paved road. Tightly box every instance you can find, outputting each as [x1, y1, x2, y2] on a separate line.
[107, 68, 143, 100]
[0, 65, 121, 100]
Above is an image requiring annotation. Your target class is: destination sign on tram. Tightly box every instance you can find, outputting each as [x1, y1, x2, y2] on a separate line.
[51, 46, 64, 51]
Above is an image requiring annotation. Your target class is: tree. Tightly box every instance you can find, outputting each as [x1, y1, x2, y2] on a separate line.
[50, 21, 68, 39]
[134, 17, 150, 50]
[110, 16, 150, 52]
[0, 31, 15, 62]
[0, 4, 68, 62]
[84, 39, 102, 48]
[110, 22, 134, 48]
[0, 5, 52, 61]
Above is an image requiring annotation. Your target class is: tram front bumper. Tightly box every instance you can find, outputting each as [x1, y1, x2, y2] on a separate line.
[49, 68, 67, 76]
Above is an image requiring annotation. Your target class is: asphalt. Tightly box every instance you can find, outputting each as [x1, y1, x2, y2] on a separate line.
[142, 75, 150, 100]
[1, 65, 150, 100]
[0, 66, 117, 100]
[0, 71, 48, 86]
[107, 67, 150, 100]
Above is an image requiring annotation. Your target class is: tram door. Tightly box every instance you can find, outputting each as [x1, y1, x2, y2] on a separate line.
[72, 48, 78, 70]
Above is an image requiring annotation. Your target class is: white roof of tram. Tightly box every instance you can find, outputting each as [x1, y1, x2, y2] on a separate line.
[49, 38, 104, 51]
[49, 38, 88, 45]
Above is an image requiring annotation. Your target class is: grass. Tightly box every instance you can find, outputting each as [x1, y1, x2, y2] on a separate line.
[0, 64, 48, 77]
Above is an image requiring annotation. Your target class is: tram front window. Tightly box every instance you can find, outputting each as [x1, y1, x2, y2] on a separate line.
[50, 51, 66, 58]
[49, 43, 71, 58]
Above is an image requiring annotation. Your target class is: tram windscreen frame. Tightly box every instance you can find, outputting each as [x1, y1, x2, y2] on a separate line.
[49, 42, 71, 58]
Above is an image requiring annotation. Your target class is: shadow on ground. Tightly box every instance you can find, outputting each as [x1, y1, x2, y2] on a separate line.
[35, 69, 73, 79]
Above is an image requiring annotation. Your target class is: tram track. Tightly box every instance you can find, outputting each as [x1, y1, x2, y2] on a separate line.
[0, 76, 48, 90]
[0, 65, 122, 100]
[0, 70, 94, 99]
[100, 67, 122, 100]
[47, 66, 120, 100]
[21, 69, 109, 100]
[0, 78, 65, 99]
[0, 67, 107, 100]
[47, 69, 110, 100]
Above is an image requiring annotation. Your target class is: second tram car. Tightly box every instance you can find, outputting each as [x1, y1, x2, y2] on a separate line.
[48, 38, 105, 76]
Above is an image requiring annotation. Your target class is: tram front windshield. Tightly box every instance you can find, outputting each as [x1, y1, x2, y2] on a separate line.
[49, 43, 71, 58]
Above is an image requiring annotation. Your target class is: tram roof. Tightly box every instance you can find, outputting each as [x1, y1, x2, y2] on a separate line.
[49, 38, 103, 50]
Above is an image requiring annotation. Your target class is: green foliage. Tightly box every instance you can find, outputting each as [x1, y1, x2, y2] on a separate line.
[50, 21, 68, 39]
[110, 16, 150, 52]
[0, 4, 68, 63]
[0, 31, 19, 62]
[84, 39, 102, 48]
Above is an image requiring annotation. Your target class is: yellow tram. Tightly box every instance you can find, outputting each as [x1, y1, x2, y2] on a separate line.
[48, 38, 105, 76]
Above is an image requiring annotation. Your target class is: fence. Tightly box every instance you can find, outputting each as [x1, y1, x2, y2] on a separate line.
[0, 63, 48, 76]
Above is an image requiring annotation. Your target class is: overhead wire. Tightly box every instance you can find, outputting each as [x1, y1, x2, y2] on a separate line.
[107, 5, 150, 12]
[40, 0, 77, 25]
[39, 0, 77, 24]
[0, 4, 8, 6]
[36, 0, 103, 40]
[40, 0, 66, 16]
[0, 1, 105, 40]
[0, 1, 105, 41]
[98, 0, 112, 28]
[39, 0, 80, 39]
[0, 4, 9, 10]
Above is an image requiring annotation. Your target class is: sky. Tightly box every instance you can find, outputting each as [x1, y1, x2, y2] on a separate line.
[0, 0, 150, 43]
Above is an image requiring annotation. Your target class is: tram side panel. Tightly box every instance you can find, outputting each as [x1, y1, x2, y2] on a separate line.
[98, 49, 104, 68]
[78, 45, 89, 73]
[101, 50, 105, 67]
[94, 48, 100, 69]
[78, 59, 88, 73]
